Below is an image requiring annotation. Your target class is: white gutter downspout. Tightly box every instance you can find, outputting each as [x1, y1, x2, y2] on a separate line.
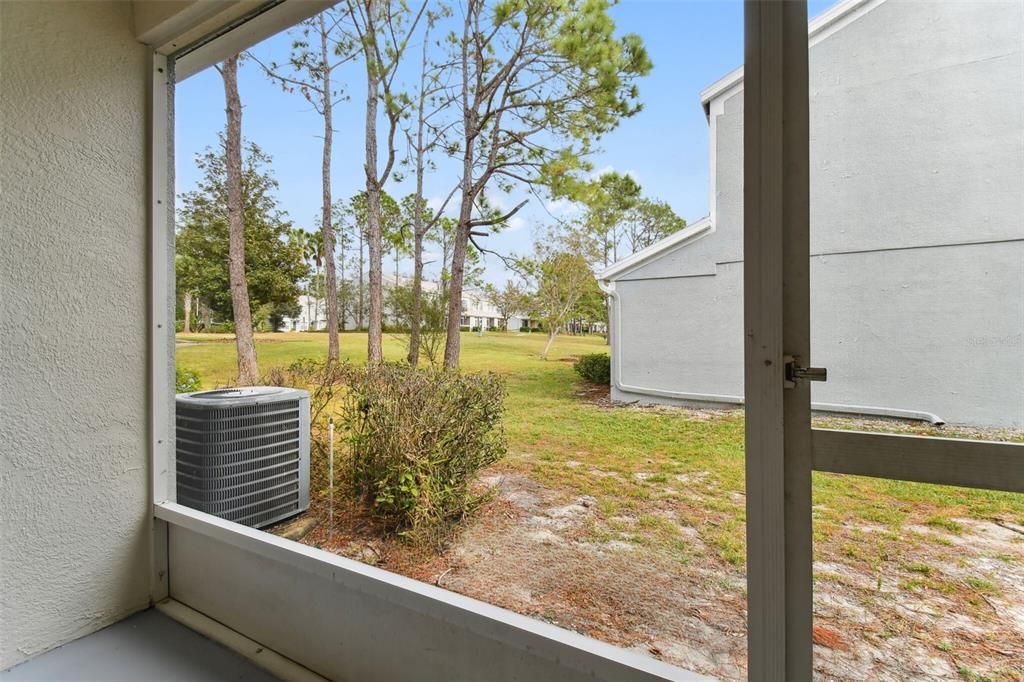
[810, 403, 945, 426]
[597, 279, 945, 426]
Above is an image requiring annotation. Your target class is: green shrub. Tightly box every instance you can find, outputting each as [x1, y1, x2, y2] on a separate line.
[340, 364, 506, 545]
[205, 321, 235, 334]
[573, 353, 611, 384]
[262, 358, 348, 496]
[175, 367, 201, 393]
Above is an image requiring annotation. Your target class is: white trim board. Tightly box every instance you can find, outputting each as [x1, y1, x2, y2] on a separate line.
[172, 1, 336, 80]
[812, 429, 1024, 493]
[699, 0, 888, 107]
[155, 599, 327, 682]
[596, 217, 713, 282]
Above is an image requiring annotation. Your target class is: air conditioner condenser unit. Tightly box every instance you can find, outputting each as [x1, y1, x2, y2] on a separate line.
[175, 386, 310, 528]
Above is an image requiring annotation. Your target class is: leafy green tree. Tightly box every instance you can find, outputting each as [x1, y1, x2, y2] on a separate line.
[566, 175, 686, 262]
[266, 300, 302, 331]
[520, 240, 601, 360]
[623, 198, 686, 252]
[576, 171, 642, 266]
[340, 190, 404, 330]
[400, 192, 453, 364]
[176, 141, 308, 340]
[430, 215, 483, 290]
[484, 281, 528, 331]
[386, 284, 449, 366]
[516, 227, 602, 358]
[561, 173, 684, 344]
[440, 0, 652, 368]
[295, 228, 325, 328]
[334, 200, 366, 328]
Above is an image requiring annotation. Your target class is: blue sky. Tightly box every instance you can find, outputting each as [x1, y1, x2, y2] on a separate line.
[175, 0, 832, 285]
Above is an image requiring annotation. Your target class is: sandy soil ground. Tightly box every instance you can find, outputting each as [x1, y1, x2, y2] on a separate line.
[278, 401, 1024, 681]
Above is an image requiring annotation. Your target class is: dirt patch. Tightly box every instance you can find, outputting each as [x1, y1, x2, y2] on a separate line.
[430, 473, 749, 680]
[298, 464, 1023, 681]
[267, 514, 319, 542]
[574, 382, 613, 406]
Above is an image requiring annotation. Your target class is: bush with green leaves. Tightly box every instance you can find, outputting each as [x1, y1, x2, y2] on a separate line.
[205, 321, 235, 334]
[263, 358, 348, 496]
[573, 353, 611, 384]
[175, 367, 202, 393]
[339, 364, 506, 545]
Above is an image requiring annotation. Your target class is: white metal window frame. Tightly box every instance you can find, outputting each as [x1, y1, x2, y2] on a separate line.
[149, 2, 1023, 680]
[743, 3, 1023, 680]
[146, 3, 707, 681]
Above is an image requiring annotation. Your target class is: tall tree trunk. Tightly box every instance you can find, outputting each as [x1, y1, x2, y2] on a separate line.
[541, 329, 558, 360]
[313, 262, 320, 328]
[363, 8, 384, 365]
[407, 28, 430, 366]
[222, 55, 259, 385]
[443, 24, 475, 370]
[407, 227, 424, 365]
[305, 274, 312, 328]
[320, 16, 340, 360]
[183, 291, 192, 334]
[442, 191, 473, 368]
[367, 180, 383, 363]
[358, 233, 365, 329]
[339, 239, 347, 331]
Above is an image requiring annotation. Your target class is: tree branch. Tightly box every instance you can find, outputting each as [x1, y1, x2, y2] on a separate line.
[468, 232, 521, 272]
[467, 199, 528, 228]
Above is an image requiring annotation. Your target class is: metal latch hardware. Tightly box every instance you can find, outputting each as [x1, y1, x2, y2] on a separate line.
[784, 355, 827, 388]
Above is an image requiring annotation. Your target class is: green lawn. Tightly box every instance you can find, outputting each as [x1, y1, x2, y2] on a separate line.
[177, 330, 1024, 565]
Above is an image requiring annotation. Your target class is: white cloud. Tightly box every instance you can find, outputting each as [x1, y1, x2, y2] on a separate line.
[485, 192, 508, 212]
[505, 216, 527, 233]
[426, 195, 449, 214]
[545, 197, 581, 217]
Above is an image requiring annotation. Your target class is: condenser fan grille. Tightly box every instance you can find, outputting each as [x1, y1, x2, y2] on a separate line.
[175, 388, 310, 528]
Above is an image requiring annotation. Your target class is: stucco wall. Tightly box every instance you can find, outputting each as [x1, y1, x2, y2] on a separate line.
[612, 0, 1024, 427]
[0, 1, 151, 668]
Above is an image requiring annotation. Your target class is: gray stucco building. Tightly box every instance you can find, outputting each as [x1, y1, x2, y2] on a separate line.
[599, 0, 1023, 428]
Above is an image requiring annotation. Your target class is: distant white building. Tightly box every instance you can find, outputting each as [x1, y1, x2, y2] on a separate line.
[283, 278, 541, 333]
[284, 295, 328, 332]
[460, 288, 534, 332]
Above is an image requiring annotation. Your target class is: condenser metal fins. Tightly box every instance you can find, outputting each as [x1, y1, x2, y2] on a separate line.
[175, 387, 310, 528]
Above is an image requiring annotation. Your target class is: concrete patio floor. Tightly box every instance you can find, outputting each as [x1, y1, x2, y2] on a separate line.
[1, 609, 279, 682]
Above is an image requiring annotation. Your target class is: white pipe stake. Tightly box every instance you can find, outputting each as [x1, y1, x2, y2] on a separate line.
[328, 418, 335, 542]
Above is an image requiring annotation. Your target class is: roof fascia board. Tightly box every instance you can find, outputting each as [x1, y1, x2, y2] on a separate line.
[172, 0, 335, 79]
[597, 217, 713, 282]
[135, 1, 265, 53]
[699, 0, 886, 107]
[133, 1, 336, 79]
